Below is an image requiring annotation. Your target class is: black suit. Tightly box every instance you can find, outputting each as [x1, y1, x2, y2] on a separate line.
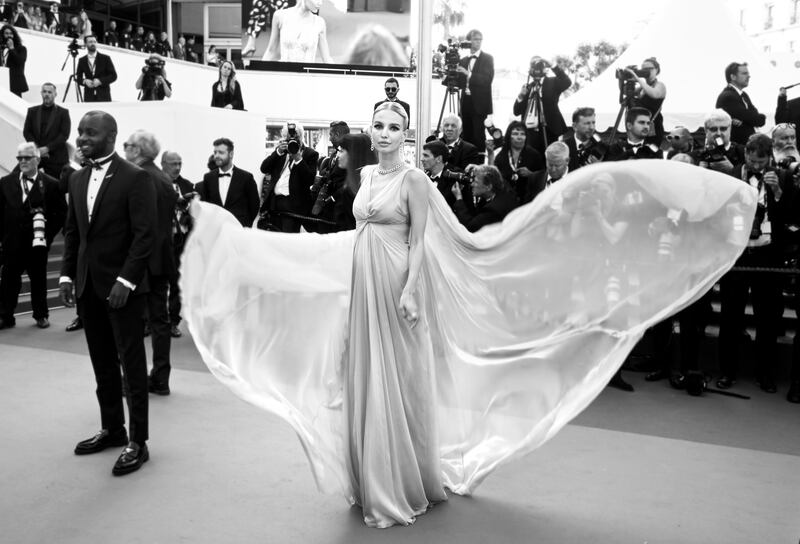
[523, 169, 565, 205]
[374, 98, 410, 119]
[604, 138, 662, 162]
[2, 43, 28, 96]
[443, 138, 481, 171]
[77, 52, 118, 102]
[715, 85, 766, 145]
[561, 132, 607, 172]
[23, 104, 71, 178]
[459, 51, 494, 151]
[260, 149, 315, 233]
[0, 171, 66, 322]
[141, 161, 177, 388]
[168, 175, 194, 327]
[61, 155, 157, 445]
[429, 166, 474, 215]
[493, 145, 544, 203]
[513, 67, 572, 154]
[453, 190, 517, 233]
[776, 94, 800, 126]
[196, 166, 259, 228]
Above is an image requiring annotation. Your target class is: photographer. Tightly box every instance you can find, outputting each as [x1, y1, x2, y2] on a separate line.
[456, 29, 494, 152]
[451, 165, 516, 232]
[626, 57, 667, 145]
[103, 20, 119, 47]
[486, 120, 544, 203]
[421, 139, 473, 214]
[309, 121, 350, 233]
[439, 113, 481, 170]
[76, 35, 117, 102]
[605, 107, 661, 161]
[259, 121, 317, 233]
[513, 55, 572, 155]
[776, 86, 800, 127]
[691, 109, 744, 176]
[665, 127, 695, 159]
[1, 24, 28, 96]
[563, 107, 605, 171]
[522, 141, 569, 205]
[135, 54, 172, 101]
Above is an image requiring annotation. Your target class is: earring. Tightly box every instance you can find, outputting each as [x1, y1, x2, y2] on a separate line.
[370, 141, 374, 151]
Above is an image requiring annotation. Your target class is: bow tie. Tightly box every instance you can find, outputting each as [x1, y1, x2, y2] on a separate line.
[89, 157, 113, 170]
[218, 172, 231, 178]
[23, 176, 35, 183]
[470, 54, 478, 59]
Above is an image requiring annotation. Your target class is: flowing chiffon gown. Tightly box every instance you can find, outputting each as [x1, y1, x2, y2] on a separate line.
[180, 161, 756, 528]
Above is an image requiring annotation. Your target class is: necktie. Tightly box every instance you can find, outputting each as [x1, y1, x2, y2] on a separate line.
[742, 92, 753, 110]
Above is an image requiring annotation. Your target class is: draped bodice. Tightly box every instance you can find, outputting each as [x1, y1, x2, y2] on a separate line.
[353, 165, 410, 234]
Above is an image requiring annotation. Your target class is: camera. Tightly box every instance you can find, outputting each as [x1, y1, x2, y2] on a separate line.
[531, 59, 546, 78]
[286, 123, 301, 155]
[576, 136, 608, 165]
[31, 209, 46, 248]
[615, 65, 650, 81]
[67, 38, 83, 57]
[143, 56, 165, 75]
[484, 119, 504, 148]
[436, 38, 470, 89]
[777, 155, 800, 175]
[615, 65, 648, 105]
[441, 169, 473, 186]
[699, 135, 727, 163]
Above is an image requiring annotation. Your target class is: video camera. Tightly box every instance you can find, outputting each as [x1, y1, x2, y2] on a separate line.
[615, 65, 650, 82]
[67, 38, 84, 57]
[615, 65, 649, 106]
[437, 38, 470, 89]
[286, 123, 301, 155]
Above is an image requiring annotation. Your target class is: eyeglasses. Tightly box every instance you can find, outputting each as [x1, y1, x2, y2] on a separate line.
[16, 155, 35, 161]
[122, 142, 137, 149]
[385, 87, 398, 92]
[774, 123, 796, 131]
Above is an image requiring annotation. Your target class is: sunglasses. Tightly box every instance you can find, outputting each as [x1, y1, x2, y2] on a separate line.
[774, 122, 796, 131]
[385, 87, 398, 92]
[16, 155, 35, 161]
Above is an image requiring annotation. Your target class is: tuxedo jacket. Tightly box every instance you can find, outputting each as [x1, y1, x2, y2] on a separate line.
[61, 155, 157, 299]
[453, 190, 517, 233]
[458, 52, 494, 116]
[523, 169, 564, 205]
[140, 161, 177, 278]
[260, 148, 316, 215]
[23, 104, 72, 169]
[442, 138, 481, 171]
[0, 171, 66, 254]
[3, 43, 28, 95]
[196, 166, 259, 228]
[776, 95, 800, 126]
[77, 52, 118, 102]
[512, 67, 572, 137]
[493, 145, 544, 202]
[605, 138, 662, 162]
[715, 86, 766, 145]
[731, 164, 795, 246]
[173, 175, 194, 196]
[429, 166, 474, 214]
[374, 99, 410, 119]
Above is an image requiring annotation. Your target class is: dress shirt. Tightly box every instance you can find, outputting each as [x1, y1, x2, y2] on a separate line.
[19, 173, 34, 202]
[274, 156, 301, 197]
[86, 53, 97, 75]
[218, 166, 233, 204]
[626, 139, 644, 155]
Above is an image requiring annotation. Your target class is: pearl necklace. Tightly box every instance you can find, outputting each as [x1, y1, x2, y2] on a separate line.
[377, 162, 405, 175]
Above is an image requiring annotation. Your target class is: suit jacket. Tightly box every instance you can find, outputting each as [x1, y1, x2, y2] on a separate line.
[23, 104, 71, 171]
[523, 169, 566, 205]
[715, 85, 766, 145]
[3, 43, 28, 95]
[196, 166, 259, 227]
[442, 138, 481, 171]
[605, 138, 662, 162]
[776, 95, 800, 126]
[561, 131, 608, 172]
[428, 166, 474, 214]
[512, 67, 572, 137]
[140, 161, 177, 278]
[0, 171, 66, 255]
[77, 52, 118, 102]
[493, 145, 544, 202]
[173, 175, 194, 196]
[61, 154, 157, 299]
[731, 164, 795, 246]
[458, 52, 494, 116]
[260, 148, 316, 215]
[453, 190, 517, 233]
[374, 99, 410, 119]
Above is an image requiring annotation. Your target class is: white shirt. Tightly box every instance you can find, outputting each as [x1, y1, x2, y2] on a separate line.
[218, 166, 234, 205]
[87, 52, 97, 75]
[19, 172, 35, 203]
[274, 156, 301, 197]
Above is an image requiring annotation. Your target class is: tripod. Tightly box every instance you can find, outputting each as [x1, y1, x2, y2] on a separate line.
[525, 76, 549, 149]
[435, 81, 462, 137]
[61, 50, 83, 103]
[606, 79, 636, 146]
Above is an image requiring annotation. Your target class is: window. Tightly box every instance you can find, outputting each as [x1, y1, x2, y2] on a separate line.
[765, 4, 773, 29]
[792, 0, 800, 24]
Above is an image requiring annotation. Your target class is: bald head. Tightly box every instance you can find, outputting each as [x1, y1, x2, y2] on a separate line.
[161, 150, 183, 180]
[667, 127, 693, 153]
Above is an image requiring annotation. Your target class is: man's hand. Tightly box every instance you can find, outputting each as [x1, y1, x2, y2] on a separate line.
[92, 78, 101, 87]
[731, 118, 743, 127]
[59, 281, 75, 307]
[517, 166, 534, 178]
[456, 65, 469, 75]
[764, 170, 782, 200]
[276, 140, 289, 155]
[484, 139, 495, 153]
[38, 146, 49, 158]
[450, 182, 463, 201]
[107, 281, 131, 309]
[779, 87, 787, 97]
[707, 157, 734, 174]
[518, 83, 529, 100]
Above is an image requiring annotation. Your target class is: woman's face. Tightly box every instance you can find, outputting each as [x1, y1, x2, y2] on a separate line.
[220, 62, 232, 77]
[304, 0, 323, 11]
[510, 128, 526, 149]
[641, 61, 657, 81]
[338, 148, 349, 169]
[371, 109, 406, 154]
[80, 10, 87, 20]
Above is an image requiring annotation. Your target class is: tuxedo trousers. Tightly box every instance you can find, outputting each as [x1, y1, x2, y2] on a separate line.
[0, 244, 48, 322]
[147, 274, 172, 385]
[460, 94, 487, 152]
[78, 278, 149, 444]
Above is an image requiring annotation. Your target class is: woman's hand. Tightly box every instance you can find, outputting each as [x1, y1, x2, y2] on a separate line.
[399, 290, 420, 328]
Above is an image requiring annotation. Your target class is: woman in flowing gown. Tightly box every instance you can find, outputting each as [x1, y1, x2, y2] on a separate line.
[262, 0, 332, 63]
[180, 104, 758, 528]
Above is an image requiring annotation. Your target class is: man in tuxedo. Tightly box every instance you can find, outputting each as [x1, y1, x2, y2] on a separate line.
[523, 141, 569, 205]
[421, 139, 473, 214]
[374, 77, 410, 118]
[311, 121, 349, 233]
[692, 109, 745, 175]
[776, 87, 800, 126]
[161, 150, 193, 338]
[451, 165, 516, 232]
[59, 111, 156, 476]
[562, 107, 604, 171]
[605, 107, 661, 162]
[123, 130, 176, 396]
[0, 143, 66, 330]
[1, 24, 28, 96]
[23, 83, 71, 178]
[0, 1, 11, 23]
[514, 56, 572, 155]
[77, 35, 118, 102]
[715, 62, 766, 145]
[103, 20, 119, 47]
[440, 114, 481, 171]
[457, 29, 493, 152]
[260, 122, 317, 233]
[45, 2, 62, 35]
[197, 138, 259, 228]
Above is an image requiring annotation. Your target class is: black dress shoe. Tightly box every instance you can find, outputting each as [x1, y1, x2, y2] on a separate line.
[36, 318, 50, 329]
[0, 317, 16, 329]
[148, 379, 170, 396]
[669, 373, 686, 390]
[787, 381, 800, 404]
[170, 325, 182, 338]
[65, 317, 83, 332]
[757, 377, 777, 394]
[112, 442, 149, 476]
[716, 376, 736, 390]
[645, 369, 670, 382]
[74, 429, 128, 455]
[608, 371, 634, 392]
[143, 323, 151, 337]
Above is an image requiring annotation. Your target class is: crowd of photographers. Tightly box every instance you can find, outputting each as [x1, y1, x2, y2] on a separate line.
[2, 26, 800, 405]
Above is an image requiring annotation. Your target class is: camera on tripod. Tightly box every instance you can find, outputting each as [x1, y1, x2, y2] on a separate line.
[441, 169, 473, 186]
[286, 123, 301, 155]
[437, 38, 470, 89]
[67, 38, 83, 57]
[615, 65, 649, 105]
[615, 65, 650, 82]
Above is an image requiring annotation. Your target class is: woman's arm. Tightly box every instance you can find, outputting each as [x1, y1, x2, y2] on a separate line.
[317, 18, 333, 63]
[263, 11, 282, 61]
[399, 170, 430, 327]
[636, 78, 666, 100]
